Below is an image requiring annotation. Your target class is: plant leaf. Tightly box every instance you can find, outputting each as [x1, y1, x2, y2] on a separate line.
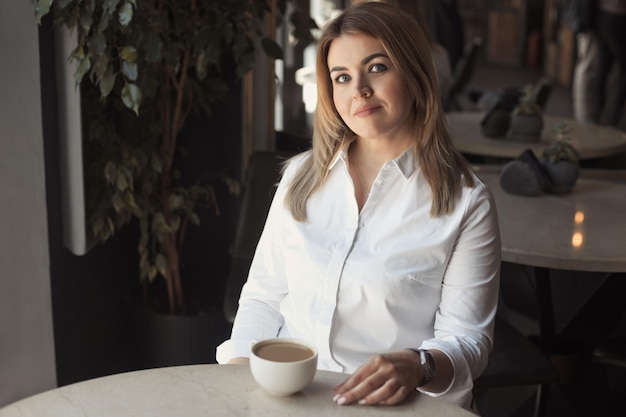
[148, 265, 158, 282]
[155, 253, 167, 276]
[119, 46, 138, 80]
[119, 45, 137, 62]
[99, 68, 116, 98]
[104, 161, 116, 184]
[34, 0, 54, 24]
[121, 60, 138, 81]
[188, 211, 200, 226]
[121, 82, 141, 115]
[196, 50, 208, 81]
[118, 1, 134, 26]
[112, 192, 124, 212]
[116, 171, 129, 191]
[74, 55, 91, 85]
[90, 33, 107, 55]
[169, 194, 184, 210]
[151, 154, 163, 173]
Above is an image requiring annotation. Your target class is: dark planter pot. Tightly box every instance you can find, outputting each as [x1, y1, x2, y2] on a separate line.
[509, 113, 543, 142]
[127, 285, 231, 369]
[541, 160, 580, 194]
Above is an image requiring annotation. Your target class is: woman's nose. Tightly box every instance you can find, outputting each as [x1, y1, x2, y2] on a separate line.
[353, 84, 372, 99]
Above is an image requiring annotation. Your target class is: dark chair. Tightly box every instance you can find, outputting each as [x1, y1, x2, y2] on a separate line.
[592, 338, 626, 369]
[588, 310, 626, 412]
[474, 315, 560, 417]
[442, 36, 483, 112]
[223, 151, 286, 323]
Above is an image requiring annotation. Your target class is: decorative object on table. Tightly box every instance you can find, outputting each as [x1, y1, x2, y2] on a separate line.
[509, 83, 544, 142]
[34, 0, 315, 366]
[481, 103, 511, 138]
[499, 149, 553, 196]
[480, 86, 524, 138]
[540, 121, 581, 194]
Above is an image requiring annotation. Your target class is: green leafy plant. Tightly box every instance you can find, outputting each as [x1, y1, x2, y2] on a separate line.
[35, 0, 315, 315]
[542, 121, 580, 164]
[512, 83, 543, 116]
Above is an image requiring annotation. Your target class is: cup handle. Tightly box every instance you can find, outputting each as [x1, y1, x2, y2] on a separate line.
[249, 339, 257, 353]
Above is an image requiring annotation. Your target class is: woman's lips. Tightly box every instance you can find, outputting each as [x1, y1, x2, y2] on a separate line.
[354, 105, 381, 118]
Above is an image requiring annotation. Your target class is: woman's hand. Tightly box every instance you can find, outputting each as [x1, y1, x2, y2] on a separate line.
[333, 350, 421, 406]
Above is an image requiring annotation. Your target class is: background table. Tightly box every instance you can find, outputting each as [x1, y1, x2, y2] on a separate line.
[477, 170, 626, 272]
[448, 112, 626, 160]
[476, 168, 626, 349]
[0, 364, 476, 417]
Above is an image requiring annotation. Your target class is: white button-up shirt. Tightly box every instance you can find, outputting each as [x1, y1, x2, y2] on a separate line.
[217, 146, 501, 409]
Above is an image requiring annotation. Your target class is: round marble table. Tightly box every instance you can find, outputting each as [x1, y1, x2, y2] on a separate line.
[477, 170, 626, 272]
[447, 112, 626, 160]
[476, 168, 626, 349]
[0, 365, 476, 417]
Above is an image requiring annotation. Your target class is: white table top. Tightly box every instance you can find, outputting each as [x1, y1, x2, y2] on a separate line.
[0, 365, 475, 417]
[447, 112, 626, 160]
[477, 169, 626, 272]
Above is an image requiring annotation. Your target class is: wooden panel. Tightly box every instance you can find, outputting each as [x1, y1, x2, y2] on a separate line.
[487, 10, 521, 66]
[558, 22, 575, 87]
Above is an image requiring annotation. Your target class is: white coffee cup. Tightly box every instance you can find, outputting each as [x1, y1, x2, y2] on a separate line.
[249, 337, 318, 396]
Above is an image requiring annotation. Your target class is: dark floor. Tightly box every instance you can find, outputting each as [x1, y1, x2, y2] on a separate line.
[466, 63, 626, 417]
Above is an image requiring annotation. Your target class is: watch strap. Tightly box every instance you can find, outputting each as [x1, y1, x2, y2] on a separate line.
[408, 348, 437, 387]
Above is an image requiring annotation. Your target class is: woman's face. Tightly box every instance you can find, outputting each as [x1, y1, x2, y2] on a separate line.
[327, 32, 414, 142]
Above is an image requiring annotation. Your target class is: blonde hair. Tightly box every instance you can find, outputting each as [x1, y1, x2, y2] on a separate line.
[284, 2, 473, 221]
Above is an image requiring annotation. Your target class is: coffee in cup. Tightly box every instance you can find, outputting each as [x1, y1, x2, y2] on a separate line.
[249, 338, 318, 396]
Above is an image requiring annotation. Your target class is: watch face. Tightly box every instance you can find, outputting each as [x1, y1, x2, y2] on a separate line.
[419, 349, 436, 386]
[425, 351, 436, 374]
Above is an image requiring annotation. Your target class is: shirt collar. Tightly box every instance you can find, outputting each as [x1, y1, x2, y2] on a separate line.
[394, 146, 417, 179]
[329, 139, 417, 180]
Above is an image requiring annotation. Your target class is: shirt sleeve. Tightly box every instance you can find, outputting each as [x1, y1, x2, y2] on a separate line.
[216, 155, 304, 364]
[418, 179, 501, 409]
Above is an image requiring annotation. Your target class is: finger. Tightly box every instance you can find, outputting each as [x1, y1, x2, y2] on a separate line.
[356, 377, 404, 406]
[338, 371, 403, 406]
[377, 383, 411, 405]
[334, 372, 387, 405]
[334, 359, 380, 394]
[334, 371, 364, 393]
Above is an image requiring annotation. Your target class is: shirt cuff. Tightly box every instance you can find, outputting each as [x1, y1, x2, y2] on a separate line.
[215, 339, 253, 364]
[417, 339, 468, 397]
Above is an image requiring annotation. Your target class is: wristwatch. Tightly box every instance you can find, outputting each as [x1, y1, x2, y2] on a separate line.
[410, 348, 437, 387]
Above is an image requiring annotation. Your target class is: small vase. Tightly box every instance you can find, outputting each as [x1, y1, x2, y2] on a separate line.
[541, 160, 580, 194]
[509, 113, 543, 142]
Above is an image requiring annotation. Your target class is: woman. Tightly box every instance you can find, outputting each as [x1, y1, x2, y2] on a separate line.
[217, 2, 500, 410]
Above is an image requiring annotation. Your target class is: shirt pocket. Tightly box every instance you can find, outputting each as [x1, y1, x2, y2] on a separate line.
[403, 273, 443, 288]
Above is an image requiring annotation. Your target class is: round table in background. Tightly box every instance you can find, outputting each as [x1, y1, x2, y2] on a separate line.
[477, 170, 626, 272]
[0, 364, 476, 417]
[447, 112, 626, 160]
[476, 168, 626, 351]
